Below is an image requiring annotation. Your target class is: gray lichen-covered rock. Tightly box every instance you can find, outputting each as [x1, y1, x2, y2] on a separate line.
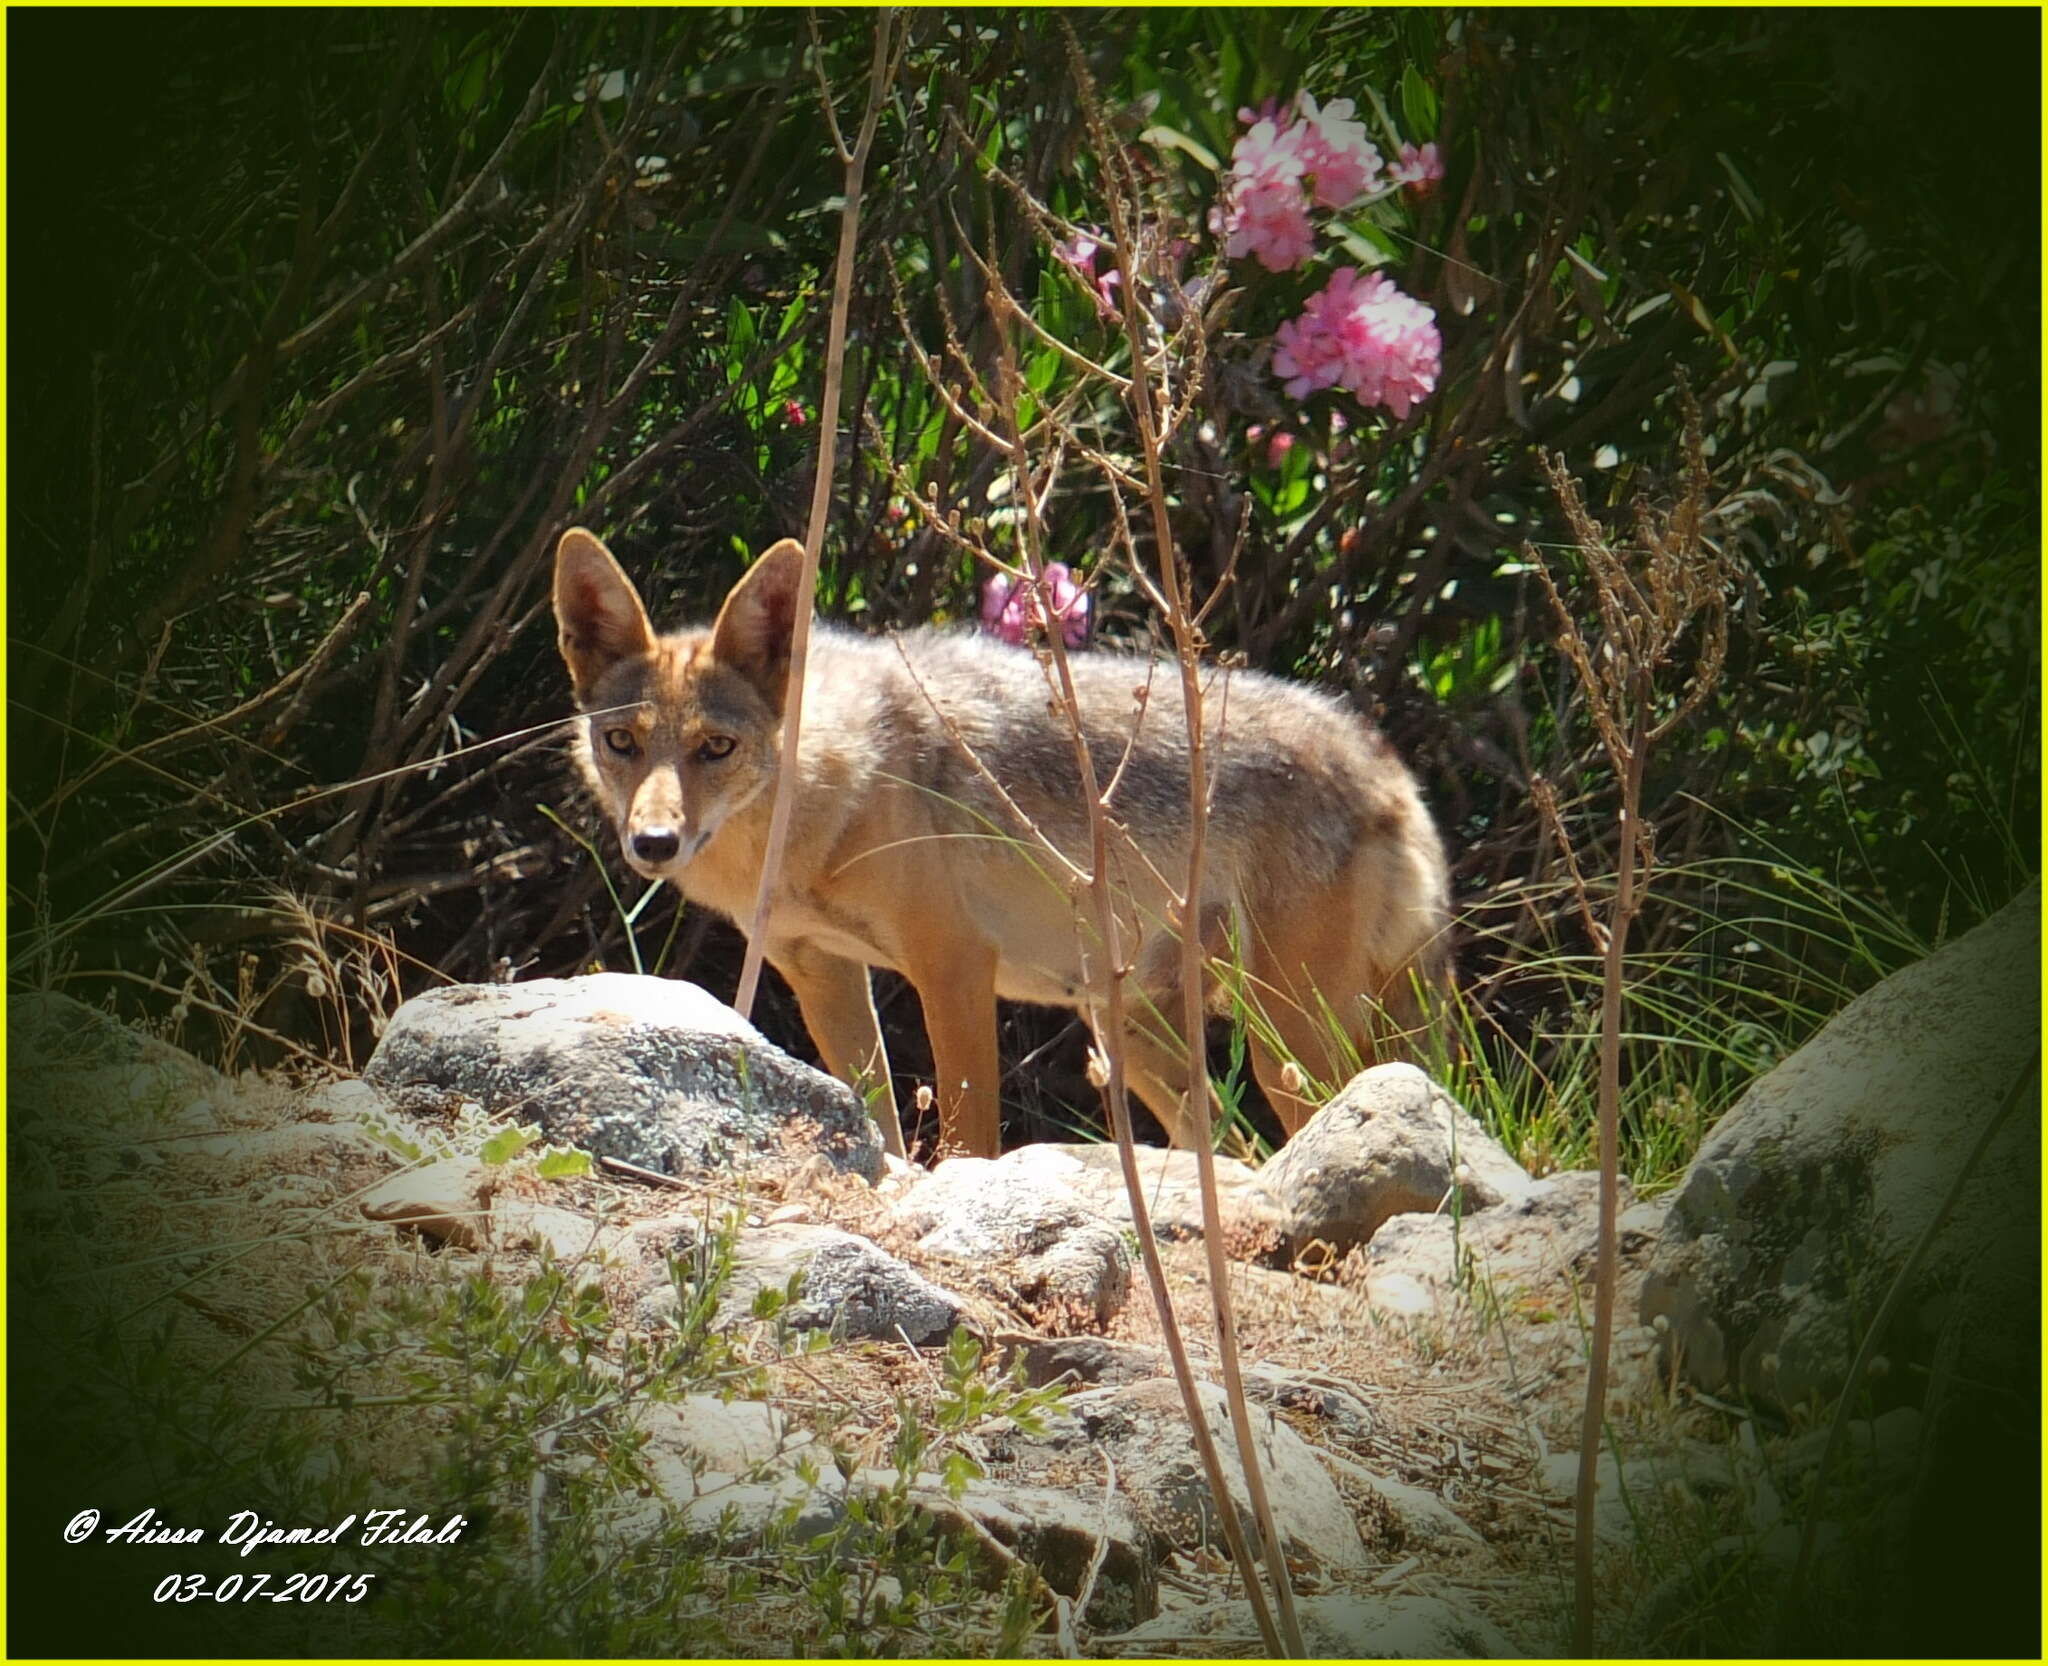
[891, 1157, 1131, 1327]
[1032, 1377, 1372, 1578]
[709, 1222, 967, 1344]
[1252, 1062, 1537, 1252]
[916, 1479, 1158, 1631]
[1363, 1168, 1653, 1317]
[1640, 881, 2038, 1408]
[362, 974, 882, 1181]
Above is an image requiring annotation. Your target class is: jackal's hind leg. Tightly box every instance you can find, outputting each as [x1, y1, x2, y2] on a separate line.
[1114, 1016, 1204, 1148]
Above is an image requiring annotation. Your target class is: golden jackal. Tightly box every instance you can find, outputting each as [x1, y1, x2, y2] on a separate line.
[554, 528, 1448, 1160]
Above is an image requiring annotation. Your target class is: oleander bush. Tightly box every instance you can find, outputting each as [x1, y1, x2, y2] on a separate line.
[11, 9, 2036, 1154]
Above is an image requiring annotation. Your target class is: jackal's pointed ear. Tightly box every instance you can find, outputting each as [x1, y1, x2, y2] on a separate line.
[710, 538, 807, 712]
[554, 528, 656, 700]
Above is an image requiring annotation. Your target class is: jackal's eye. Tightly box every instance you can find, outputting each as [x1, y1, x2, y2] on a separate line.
[697, 734, 736, 762]
[602, 727, 637, 756]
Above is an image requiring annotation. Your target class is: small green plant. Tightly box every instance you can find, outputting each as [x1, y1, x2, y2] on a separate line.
[474, 1120, 593, 1178]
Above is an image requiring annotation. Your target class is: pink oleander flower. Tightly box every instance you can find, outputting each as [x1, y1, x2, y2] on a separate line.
[1389, 140, 1444, 195]
[1272, 309, 1349, 399]
[1052, 230, 1099, 271]
[1215, 116, 1315, 271]
[1292, 93, 1383, 208]
[1215, 93, 1392, 270]
[1273, 266, 1442, 418]
[1053, 229, 1124, 318]
[981, 563, 1091, 648]
[980, 571, 1015, 631]
[1223, 186, 1316, 271]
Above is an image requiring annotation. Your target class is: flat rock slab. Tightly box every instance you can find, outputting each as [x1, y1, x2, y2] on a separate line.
[917, 1478, 1158, 1632]
[996, 1142, 1274, 1244]
[489, 1197, 622, 1267]
[606, 1466, 847, 1550]
[359, 1155, 492, 1248]
[891, 1157, 1131, 1328]
[10, 990, 228, 1110]
[1319, 1447, 1486, 1551]
[639, 1393, 809, 1479]
[363, 974, 883, 1182]
[614, 1458, 1159, 1631]
[1029, 1377, 1371, 1579]
[1001, 1333, 1375, 1443]
[154, 1120, 394, 1173]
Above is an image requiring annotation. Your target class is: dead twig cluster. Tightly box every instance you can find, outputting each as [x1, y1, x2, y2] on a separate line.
[1524, 384, 1733, 1652]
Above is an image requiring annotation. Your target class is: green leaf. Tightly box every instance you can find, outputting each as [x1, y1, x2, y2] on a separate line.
[446, 40, 492, 119]
[480, 1126, 536, 1165]
[940, 1450, 983, 1500]
[365, 1127, 423, 1163]
[534, 1148, 592, 1180]
[1717, 152, 1763, 225]
[1335, 221, 1400, 267]
[945, 1325, 982, 1381]
[727, 297, 758, 356]
[1400, 66, 1438, 142]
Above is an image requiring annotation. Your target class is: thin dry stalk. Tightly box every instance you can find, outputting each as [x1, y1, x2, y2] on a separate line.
[889, 100, 1289, 1643]
[1073, 38, 1305, 1655]
[985, 296, 1285, 1654]
[1527, 388, 1730, 1653]
[862, 37, 1295, 1642]
[733, 13, 905, 1156]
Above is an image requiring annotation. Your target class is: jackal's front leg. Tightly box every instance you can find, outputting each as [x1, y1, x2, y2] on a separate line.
[904, 939, 1002, 1160]
[775, 942, 904, 1158]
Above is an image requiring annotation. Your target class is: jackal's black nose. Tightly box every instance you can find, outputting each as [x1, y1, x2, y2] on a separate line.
[632, 827, 681, 864]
